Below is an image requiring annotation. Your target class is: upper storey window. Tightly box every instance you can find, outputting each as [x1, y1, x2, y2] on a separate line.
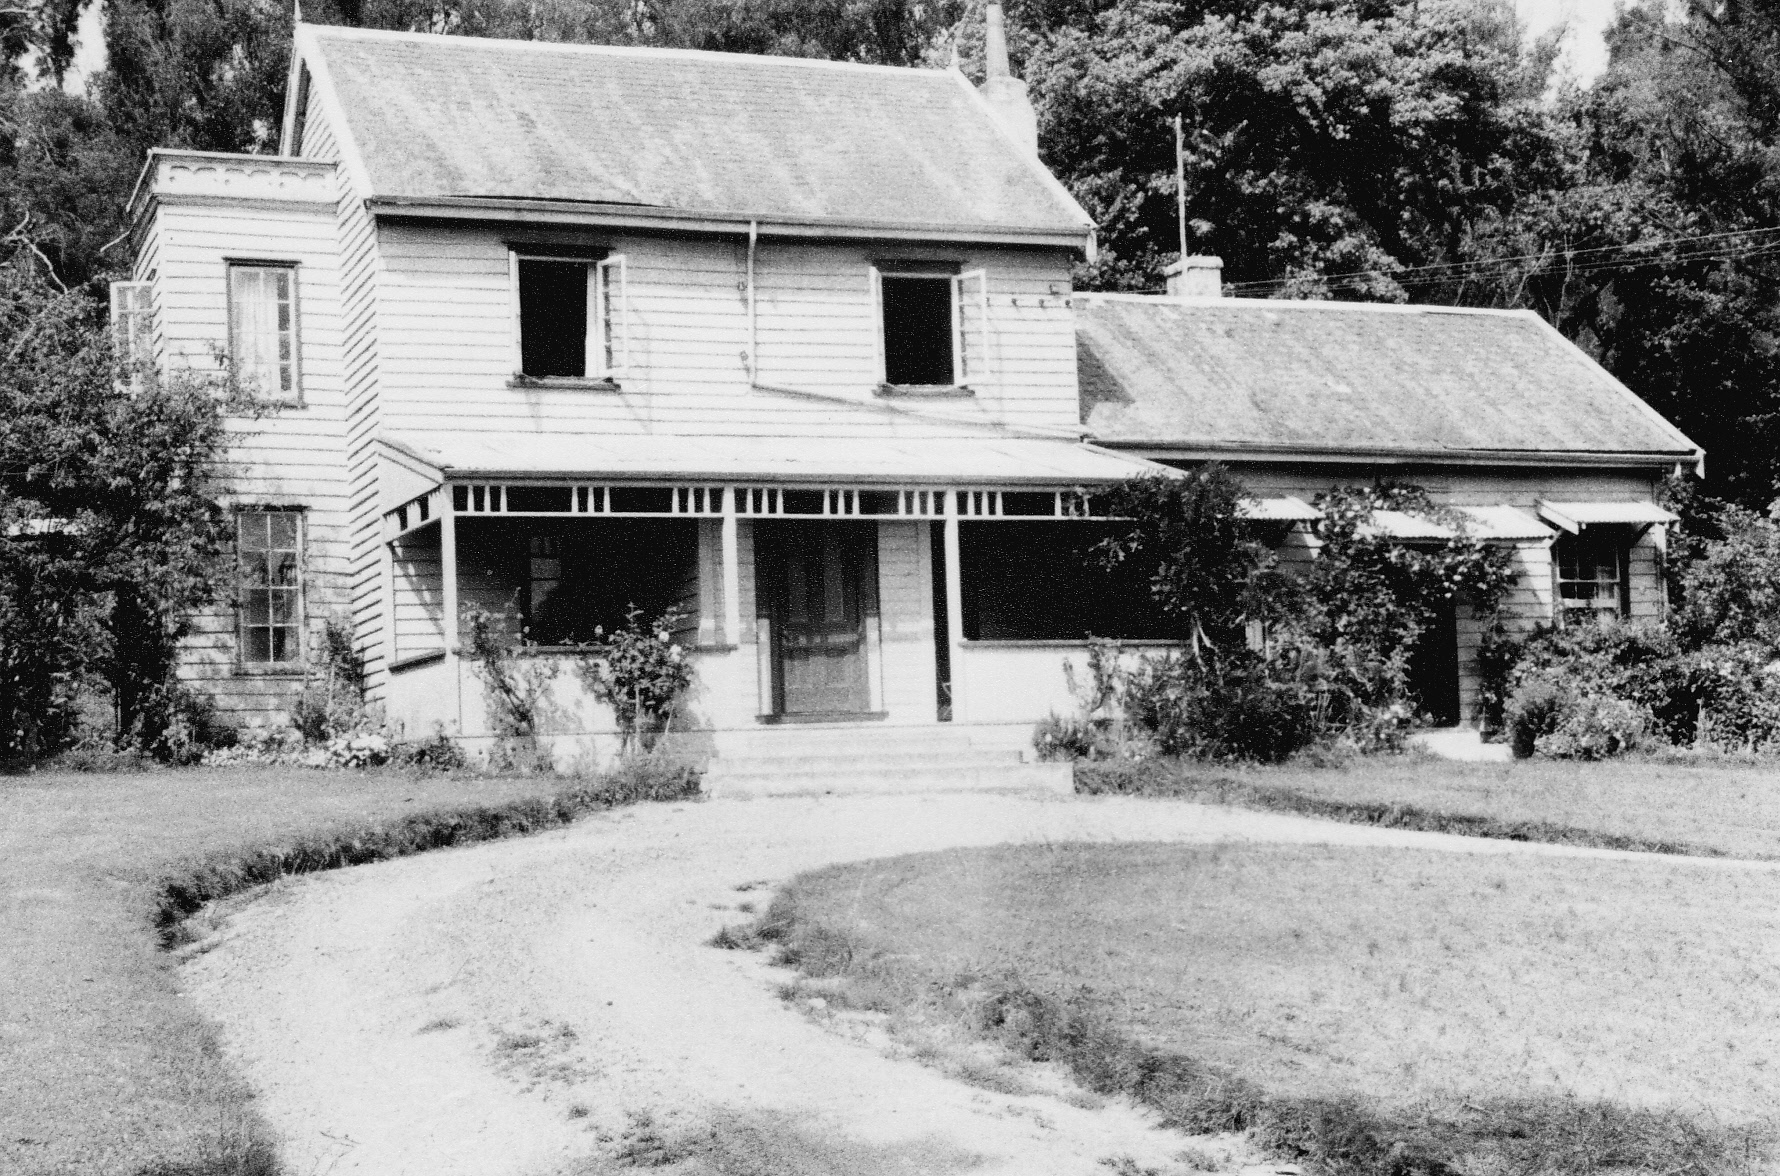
[512, 251, 629, 382]
[109, 280, 153, 391]
[228, 263, 299, 404]
[871, 264, 988, 392]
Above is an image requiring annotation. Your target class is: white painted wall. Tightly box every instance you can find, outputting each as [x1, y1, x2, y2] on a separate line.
[138, 154, 350, 722]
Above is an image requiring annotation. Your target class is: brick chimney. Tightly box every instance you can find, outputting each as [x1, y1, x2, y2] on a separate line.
[1165, 255, 1224, 298]
[980, 2, 1038, 154]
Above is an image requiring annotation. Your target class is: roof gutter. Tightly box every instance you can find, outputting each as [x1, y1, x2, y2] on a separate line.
[1099, 439, 1705, 471]
[366, 196, 1095, 252]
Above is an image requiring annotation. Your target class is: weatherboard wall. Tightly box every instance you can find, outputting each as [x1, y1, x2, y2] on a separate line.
[140, 155, 351, 722]
[370, 221, 1083, 439]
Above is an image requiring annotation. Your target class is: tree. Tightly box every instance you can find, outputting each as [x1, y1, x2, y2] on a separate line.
[0, 256, 234, 759]
[1094, 465, 1286, 657]
[1021, 0, 1564, 294]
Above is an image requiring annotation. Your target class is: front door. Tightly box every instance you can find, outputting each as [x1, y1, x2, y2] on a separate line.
[1408, 600, 1461, 726]
[771, 524, 872, 716]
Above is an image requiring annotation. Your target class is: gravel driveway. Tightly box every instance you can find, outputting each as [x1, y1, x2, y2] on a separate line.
[180, 790, 1735, 1176]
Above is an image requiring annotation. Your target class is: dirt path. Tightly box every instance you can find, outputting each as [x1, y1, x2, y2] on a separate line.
[180, 791, 1754, 1176]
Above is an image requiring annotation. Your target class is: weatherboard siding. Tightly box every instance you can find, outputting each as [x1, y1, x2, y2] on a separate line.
[371, 222, 1082, 436]
[148, 185, 352, 720]
[295, 89, 395, 704]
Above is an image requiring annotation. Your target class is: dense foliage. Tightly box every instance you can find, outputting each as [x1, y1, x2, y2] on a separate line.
[1048, 468, 1513, 762]
[1481, 502, 1780, 758]
[0, 262, 234, 762]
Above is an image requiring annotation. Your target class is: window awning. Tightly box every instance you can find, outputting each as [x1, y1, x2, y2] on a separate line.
[1536, 500, 1677, 533]
[1455, 505, 1553, 541]
[381, 430, 1167, 487]
[1362, 510, 1455, 540]
[1356, 505, 1553, 542]
[1239, 496, 1320, 522]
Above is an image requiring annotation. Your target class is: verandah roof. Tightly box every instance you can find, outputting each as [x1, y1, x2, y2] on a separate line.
[380, 431, 1165, 486]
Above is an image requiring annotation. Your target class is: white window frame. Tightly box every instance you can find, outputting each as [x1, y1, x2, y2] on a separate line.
[953, 268, 989, 386]
[225, 261, 301, 406]
[870, 264, 990, 389]
[1555, 527, 1629, 622]
[236, 508, 306, 667]
[509, 250, 629, 382]
[109, 279, 153, 393]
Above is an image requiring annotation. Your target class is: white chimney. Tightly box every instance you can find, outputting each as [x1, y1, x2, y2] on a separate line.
[1165, 255, 1224, 298]
[980, 2, 1038, 155]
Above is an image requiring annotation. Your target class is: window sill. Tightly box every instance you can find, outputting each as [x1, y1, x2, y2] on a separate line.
[233, 663, 306, 678]
[508, 375, 623, 392]
[388, 649, 447, 674]
[961, 638, 1182, 649]
[875, 383, 974, 399]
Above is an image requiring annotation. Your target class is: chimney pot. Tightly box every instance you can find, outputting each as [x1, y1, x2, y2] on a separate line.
[1165, 255, 1224, 298]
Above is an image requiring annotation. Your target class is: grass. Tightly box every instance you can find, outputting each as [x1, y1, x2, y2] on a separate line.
[737, 841, 1780, 1176]
[0, 761, 698, 1176]
[1077, 755, 1780, 860]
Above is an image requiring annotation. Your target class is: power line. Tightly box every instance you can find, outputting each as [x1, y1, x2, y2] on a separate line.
[1220, 224, 1780, 294]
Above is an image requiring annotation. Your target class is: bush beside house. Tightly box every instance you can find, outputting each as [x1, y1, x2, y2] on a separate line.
[1038, 468, 1512, 764]
[1040, 470, 1780, 766]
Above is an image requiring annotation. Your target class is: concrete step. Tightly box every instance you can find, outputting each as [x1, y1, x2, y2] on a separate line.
[708, 748, 1024, 774]
[703, 760, 1072, 799]
[714, 727, 1024, 758]
[1410, 726, 1513, 763]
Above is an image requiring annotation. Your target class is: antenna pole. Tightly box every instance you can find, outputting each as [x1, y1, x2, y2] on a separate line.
[1174, 113, 1189, 263]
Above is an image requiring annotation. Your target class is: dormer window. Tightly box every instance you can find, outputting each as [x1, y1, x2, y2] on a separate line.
[871, 263, 988, 393]
[511, 250, 628, 383]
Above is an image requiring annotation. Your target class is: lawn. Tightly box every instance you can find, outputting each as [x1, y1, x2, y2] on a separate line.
[756, 841, 1780, 1175]
[0, 767, 586, 1176]
[1080, 756, 1780, 860]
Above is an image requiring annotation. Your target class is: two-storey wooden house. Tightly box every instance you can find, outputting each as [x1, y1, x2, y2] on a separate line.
[121, 16, 1190, 784]
[121, 14, 1700, 778]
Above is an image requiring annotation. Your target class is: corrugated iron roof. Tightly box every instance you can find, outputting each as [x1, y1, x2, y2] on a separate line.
[381, 430, 1161, 485]
[1456, 505, 1553, 541]
[298, 25, 1091, 239]
[1536, 501, 1677, 532]
[1077, 296, 1701, 462]
[1239, 496, 1321, 522]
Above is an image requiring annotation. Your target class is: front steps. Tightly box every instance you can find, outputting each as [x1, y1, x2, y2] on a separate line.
[1410, 726, 1513, 762]
[701, 723, 1072, 798]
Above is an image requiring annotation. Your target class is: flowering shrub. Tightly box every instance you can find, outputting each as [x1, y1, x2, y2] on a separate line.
[1536, 695, 1649, 760]
[322, 731, 390, 768]
[574, 606, 693, 752]
[1033, 713, 1101, 761]
[203, 723, 304, 766]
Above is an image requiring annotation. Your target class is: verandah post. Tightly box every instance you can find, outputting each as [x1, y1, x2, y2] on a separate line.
[721, 486, 742, 646]
[440, 491, 462, 734]
[944, 489, 966, 723]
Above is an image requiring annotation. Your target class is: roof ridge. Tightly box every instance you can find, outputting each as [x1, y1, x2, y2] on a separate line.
[298, 21, 954, 78]
[1076, 292, 1539, 319]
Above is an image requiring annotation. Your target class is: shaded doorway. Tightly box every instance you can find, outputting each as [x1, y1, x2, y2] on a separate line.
[757, 522, 877, 718]
[1408, 600, 1461, 726]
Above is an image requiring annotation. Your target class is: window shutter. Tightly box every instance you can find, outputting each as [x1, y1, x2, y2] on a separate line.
[868, 265, 885, 384]
[596, 254, 629, 377]
[952, 269, 989, 386]
[110, 280, 152, 390]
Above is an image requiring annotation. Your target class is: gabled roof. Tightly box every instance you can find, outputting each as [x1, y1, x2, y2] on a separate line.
[290, 25, 1092, 245]
[1077, 296, 1702, 466]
